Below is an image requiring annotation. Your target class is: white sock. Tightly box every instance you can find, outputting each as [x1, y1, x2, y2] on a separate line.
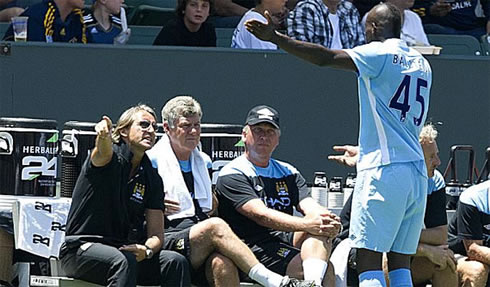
[302, 258, 328, 286]
[248, 263, 284, 287]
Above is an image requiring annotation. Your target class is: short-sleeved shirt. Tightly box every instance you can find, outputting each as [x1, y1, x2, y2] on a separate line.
[231, 10, 277, 49]
[335, 169, 447, 245]
[83, 12, 122, 44]
[448, 180, 490, 256]
[153, 16, 216, 47]
[63, 141, 164, 249]
[164, 158, 213, 233]
[216, 155, 310, 244]
[345, 39, 432, 175]
[2, 0, 86, 43]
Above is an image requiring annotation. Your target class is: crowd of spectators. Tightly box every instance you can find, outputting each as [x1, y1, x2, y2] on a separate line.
[2, 0, 488, 47]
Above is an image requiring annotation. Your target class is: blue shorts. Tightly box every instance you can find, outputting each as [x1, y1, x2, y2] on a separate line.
[349, 162, 427, 254]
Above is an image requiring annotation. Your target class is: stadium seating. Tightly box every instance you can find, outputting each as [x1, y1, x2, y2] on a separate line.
[480, 35, 490, 56]
[428, 34, 483, 56]
[216, 28, 234, 48]
[0, 22, 8, 39]
[125, 0, 177, 9]
[128, 5, 175, 26]
[127, 25, 161, 45]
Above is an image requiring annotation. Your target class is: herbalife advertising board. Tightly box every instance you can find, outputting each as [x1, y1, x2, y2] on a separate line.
[0, 118, 58, 196]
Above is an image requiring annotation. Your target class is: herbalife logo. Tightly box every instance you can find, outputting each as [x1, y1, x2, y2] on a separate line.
[21, 133, 58, 181]
[234, 139, 244, 147]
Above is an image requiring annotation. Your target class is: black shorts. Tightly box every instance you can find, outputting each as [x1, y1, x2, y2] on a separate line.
[247, 232, 300, 276]
[164, 228, 208, 286]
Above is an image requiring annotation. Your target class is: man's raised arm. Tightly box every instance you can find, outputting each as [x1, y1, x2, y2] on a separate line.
[245, 11, 358, 72]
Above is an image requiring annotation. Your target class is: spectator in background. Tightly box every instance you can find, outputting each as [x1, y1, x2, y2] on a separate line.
[0, 0, 24, 22]
[84, 0, 130, 44]
[329, 123, 458, 287]
[153, 0, 216, 46]
[2, 0, 86, 42]
[231, 0, 286, 49]
[412, 0, 490, 39]
[287, 0, 365, 49]
[346, 0, 378, 18]
[448, 180, 490, 287]
[362, 0, 429, 46]
[211, 0, 254, 27]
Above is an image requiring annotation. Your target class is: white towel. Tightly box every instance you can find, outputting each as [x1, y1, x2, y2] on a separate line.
[147, 134, 212, 220]
[330, 238, 352, 287]
[13, 197, 72, 259]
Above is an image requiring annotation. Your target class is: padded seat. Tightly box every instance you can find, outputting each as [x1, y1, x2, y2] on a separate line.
[127, 25, 162, 45]
[427, 34, 483, 56]
[128, 5, 175, 26]
[216, 28, 234, 48]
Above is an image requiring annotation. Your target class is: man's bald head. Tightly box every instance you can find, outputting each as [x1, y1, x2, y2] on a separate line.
[365, 3, 402, 43]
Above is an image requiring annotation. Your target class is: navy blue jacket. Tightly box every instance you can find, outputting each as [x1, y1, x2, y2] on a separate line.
[2, 0, 86, 43]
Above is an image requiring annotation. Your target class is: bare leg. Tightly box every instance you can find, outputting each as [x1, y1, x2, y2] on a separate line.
[290, 232, 333, 286]
[411, 256, 458, 287]
[356, 249, 385, 286]
[386, 252, 411, 271]
[457, 257, 490, 287]
[188, 217, 259, 273]
[205, 252, 240, 287]
[357, 249, 383, 273]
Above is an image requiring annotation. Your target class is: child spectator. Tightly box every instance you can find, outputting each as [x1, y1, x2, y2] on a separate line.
[84, 0, 130, 44]
[153, 0, 216, 47]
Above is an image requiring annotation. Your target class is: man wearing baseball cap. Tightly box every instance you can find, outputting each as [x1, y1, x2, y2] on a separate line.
[216, 105, 342, 287]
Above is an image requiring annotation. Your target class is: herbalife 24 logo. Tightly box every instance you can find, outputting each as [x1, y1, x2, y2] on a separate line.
[21, 133, 58, 181]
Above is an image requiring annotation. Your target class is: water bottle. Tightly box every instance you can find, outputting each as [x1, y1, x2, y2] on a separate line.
[445, 179, 461, 210]
[311, 172, 328, 208]
[444, 145, 475, 209]
[328, 176, 344, 209]
[343, 173, 356, 205]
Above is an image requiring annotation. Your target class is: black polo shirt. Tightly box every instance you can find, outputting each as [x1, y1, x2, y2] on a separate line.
[64, 141, 164, 249]
[448, 180, 490, 256]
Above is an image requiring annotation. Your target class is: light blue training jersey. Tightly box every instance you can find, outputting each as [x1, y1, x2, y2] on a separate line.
[345, 39, 432, 175]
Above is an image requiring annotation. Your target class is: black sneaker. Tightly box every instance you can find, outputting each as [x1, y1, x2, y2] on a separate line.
[278, 276, 317, 287]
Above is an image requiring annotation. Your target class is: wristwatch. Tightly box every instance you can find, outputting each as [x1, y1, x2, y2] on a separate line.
[144, 245, 154, 260]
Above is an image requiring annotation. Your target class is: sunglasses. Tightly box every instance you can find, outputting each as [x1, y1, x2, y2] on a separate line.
[138, 120, 158, 131]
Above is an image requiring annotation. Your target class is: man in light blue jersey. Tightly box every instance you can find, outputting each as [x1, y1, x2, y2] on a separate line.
[329, 124, 458, 287]
[245, 3, 432, 287]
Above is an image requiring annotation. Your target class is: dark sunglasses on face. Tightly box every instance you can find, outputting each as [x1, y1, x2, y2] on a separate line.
[138, 120, 158, 131]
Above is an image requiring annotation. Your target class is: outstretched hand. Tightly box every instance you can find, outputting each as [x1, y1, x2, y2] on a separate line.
[245, 10, 276, 42]
[327, 145, 359, 167]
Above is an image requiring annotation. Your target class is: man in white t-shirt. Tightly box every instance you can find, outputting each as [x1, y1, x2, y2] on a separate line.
[231, 0, 285, 49]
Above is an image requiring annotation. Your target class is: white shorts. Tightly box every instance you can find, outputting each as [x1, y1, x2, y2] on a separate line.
[349, 162, 427, 254]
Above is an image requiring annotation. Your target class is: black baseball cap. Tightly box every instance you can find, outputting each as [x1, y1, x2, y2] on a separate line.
[245, 105, 280, 129]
